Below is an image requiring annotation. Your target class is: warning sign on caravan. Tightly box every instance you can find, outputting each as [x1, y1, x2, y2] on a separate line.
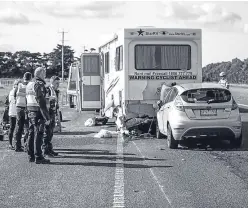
[129, 71, 197, 80]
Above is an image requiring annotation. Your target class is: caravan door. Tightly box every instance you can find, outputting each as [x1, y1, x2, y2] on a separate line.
[81, 53, 101, 110]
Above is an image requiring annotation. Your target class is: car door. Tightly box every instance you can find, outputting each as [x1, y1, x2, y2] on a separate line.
[157, 89, 171, 133]
[163, 88, 178, 133]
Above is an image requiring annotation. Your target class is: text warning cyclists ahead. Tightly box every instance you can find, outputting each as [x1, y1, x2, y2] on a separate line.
[129, 72, 197, 80]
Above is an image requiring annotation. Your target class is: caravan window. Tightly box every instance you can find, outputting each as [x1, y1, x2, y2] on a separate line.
[105, 52, 110, 74]
[135, 45, 191, 70]
[116, 45, 123, 71]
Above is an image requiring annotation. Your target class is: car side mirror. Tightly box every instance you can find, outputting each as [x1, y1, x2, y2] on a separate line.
[157, 100, 163, 109]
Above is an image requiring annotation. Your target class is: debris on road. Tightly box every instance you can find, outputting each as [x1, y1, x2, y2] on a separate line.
[85, 117, 109, 127]
[94, 129, 119, 138]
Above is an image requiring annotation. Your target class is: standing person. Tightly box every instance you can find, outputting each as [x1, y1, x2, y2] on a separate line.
[8, 79, 21, 150]
[43, 76, 60, 157]
[26, 67, 50, 164]
[218, 72, 229, 89]
[13, 72, 32, 152]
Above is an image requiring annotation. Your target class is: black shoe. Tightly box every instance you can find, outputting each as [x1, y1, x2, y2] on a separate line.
[15, 148, 24, 152]
[35, 157, 50, 164]
[29, 157, 35, 162]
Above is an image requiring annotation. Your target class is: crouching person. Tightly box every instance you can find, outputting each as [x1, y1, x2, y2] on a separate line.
[43, 76, 60, 157]
[26, 67, 50, 164]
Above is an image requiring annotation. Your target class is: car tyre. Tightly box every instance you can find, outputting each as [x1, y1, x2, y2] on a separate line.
[167, 124, 178, 149]
[59, 111, 63, 122]
[156, 122, 164, 139]
[230, 134, 242, 148]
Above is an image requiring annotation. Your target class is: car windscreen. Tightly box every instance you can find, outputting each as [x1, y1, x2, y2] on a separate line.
[180, 88, 232, 103]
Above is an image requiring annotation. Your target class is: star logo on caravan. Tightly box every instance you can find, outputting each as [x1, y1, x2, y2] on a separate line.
[160, 31, 168, 35]
[137, 29, 145, 36]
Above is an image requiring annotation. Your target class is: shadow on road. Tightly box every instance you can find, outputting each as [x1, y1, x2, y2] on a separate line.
[48, 161, 173, 169]
[239, 108, 248, 113]
[61, 120, 70, 123]
[54, 148, 136, 156]
[56, 155, 166, 162]
[55, 131, 97, 135]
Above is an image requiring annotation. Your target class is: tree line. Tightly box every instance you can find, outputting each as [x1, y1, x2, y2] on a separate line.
[0, 44, 75, 78]
[202, 58, 248, 84]
[0, 46, 248, 84]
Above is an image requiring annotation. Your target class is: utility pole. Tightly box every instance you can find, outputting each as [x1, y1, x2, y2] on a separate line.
[58, 29, 68, 82]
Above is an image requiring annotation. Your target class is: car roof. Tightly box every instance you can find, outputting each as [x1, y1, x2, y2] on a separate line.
[174, 82, 227, 94]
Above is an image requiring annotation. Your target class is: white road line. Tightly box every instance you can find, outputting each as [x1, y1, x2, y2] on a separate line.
[238, 104, 248, 108]
[132, 141, 172, 208]
[113, 135, 125, 208]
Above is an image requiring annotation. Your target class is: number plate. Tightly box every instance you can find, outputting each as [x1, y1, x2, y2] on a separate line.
[200, 109, 217, 116]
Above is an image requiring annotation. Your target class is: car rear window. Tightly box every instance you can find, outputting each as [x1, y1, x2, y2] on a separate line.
[181, 88, 232, 103]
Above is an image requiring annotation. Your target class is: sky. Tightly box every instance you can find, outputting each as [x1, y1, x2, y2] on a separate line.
[0, 0, 248, 66]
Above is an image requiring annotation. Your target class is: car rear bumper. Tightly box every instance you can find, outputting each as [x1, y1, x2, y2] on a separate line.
[170, 119, 242, 141]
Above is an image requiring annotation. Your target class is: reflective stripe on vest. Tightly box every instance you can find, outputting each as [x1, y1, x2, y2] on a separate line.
[26, 82, 39, 107]
[8, 89, 17, 116]
[46, 86, 57, 109]
[16, 83, 27, 107]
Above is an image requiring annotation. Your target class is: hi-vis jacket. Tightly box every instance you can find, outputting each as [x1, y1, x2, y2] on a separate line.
[26, 77, 50, 121]
[218, 79, 229, 89]
[26, 82, 39, 109]
[16, 82, 27, 108]
[8, 88, 17, 117]
[46, 86, 58, 111]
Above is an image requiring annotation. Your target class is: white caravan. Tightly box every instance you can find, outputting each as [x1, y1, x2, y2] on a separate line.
[99, 27, 202, 118]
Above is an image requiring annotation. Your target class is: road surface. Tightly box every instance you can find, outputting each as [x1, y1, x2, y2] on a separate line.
[0, 105, 247, 208]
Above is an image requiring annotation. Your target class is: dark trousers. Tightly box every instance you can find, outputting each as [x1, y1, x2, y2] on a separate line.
[8, 116, 16, 146]
[43, 110, 55, 152]
[14, 107, 29, 149]
[27, 111, 45, 159]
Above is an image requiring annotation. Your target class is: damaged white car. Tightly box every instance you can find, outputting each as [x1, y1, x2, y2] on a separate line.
[156, 83, 242, 149]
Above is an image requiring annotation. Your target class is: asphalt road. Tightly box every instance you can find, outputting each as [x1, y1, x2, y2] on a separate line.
[0, 104, 247, 208]
[0, 85, 248, 208]
[230, 86, 248, 107]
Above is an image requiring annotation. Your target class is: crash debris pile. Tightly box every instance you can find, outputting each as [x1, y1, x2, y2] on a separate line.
[84, 117, 108, 127]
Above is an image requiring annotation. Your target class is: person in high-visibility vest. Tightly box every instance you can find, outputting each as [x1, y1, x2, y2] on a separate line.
[26, 67, 51, 164]
[43, 76, 60, 157]
[218, 72, 229, 89]
[8, 79, 21, 150]
[13, 72, 32, 152]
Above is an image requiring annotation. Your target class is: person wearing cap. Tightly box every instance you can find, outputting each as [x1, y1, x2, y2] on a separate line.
[43, 76, 60, 157]
[26, 67, 50, 164]
[218, 72, 229, 89]
[13, 72, 32, 152]
[7, 79, 21, 150]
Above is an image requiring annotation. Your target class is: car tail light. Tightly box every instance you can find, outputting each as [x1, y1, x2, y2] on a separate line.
[174, 96, 185, 111]
[232, 99, 238, 110]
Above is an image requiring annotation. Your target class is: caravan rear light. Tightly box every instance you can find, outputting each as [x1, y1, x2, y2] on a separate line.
[174, 96, 185, 112]
[232, 98, 238, 110]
